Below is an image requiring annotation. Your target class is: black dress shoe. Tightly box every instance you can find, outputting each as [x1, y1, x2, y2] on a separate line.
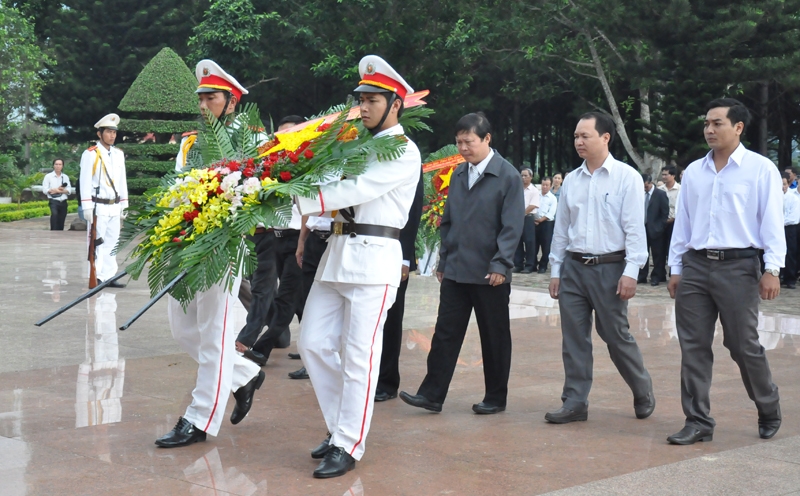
[230, 370, 265, 424]
[99, 279, 126, 288]
[512, 267, 523, 273]
[275, 329, 291, 349]
[637, 278, 647, 284]
[650, 280, 660, 287]
[155, 417, 206, 448]
[311, 433, 332, 459]
[288, 366, 309, 379]
[399, 391, 442, 413]
[537, 268, 547, 274]
[313, 446, 355, 479]
[758, 405, 781, 439]
[374, 390, 397, 402]
[472, 402, 505, 414]
[544, 406, 588, 424]
[288, 353, 301, 360]
[521, 268, 534, 274]
[634, 392, 656, 419]
[667, 426, 713, 445]
[787, 283, 796, 290]
[243, 348, 267, 367]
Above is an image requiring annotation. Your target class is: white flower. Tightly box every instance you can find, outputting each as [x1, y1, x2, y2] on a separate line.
[241, 177, 262, 195]
[220, 171, 242, 193]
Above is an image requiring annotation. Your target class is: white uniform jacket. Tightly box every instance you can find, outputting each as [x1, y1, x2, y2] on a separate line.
[175, 133, 198, 172]
[296, 124, 421, 288]
[79, 143, 128, 217]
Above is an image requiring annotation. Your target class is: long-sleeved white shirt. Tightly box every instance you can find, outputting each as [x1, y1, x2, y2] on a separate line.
[549, 153, 647, 280]
[784, 189, 800, 226]
[535, 190, 557, 221]
[42, 171, 72, 201]
[668, 143, 785, 274]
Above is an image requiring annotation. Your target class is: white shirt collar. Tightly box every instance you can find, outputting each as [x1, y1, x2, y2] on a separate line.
[578, 153, 616, 176]
[374, 123, 404, 138]
[703, 143, 747, 171]
[470, 149, 495, 175]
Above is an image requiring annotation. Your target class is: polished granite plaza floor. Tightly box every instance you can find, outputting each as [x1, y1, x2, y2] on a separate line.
[2, 216, 800, 495]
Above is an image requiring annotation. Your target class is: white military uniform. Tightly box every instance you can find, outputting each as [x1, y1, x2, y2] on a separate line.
[175, 132, 198, 172]
[79, 114, 128, 282]
[296, 55, 421, 461]
[165, 59, 261, 436]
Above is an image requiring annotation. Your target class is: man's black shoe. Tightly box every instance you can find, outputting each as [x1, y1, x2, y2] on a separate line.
[155, 417, 206, 448]
[288, 353, 301, 360]
[98, 279, 126, 288]
[243, 348, 267, 367]
[313, 446, 356, 479]
[544, 406, 588, 424]
[230, 370, 265, 424]
[759, 405, 781, 439]
[374, 390, 397, 402]
[650, 280, 660, 287]
[634, 391, 656, 419]
[667, 426, 713, 445]
[472, 402, 505, 414]
[399, 391, 442, 412]
[275, 329, 291, 349]
[311, 433, 332, 459]
[537, 268, 547, 274]
[788, 283, 797, 290]
[521, 269, 534, 274]
[512, 267, 523, 273]
[637, 278, 647, 284]
[288, 367, 309, 380]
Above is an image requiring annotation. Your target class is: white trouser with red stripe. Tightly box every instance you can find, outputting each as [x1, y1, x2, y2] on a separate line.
[167, 276, 261, 437]
[86, 214, 120, 282]
[298, 280, 397, 461]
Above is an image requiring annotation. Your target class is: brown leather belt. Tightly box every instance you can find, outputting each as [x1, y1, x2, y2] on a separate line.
[693, 248, 759, 261]
[332, 222, 401, 240]
[254, 227, 274, 234]
[91, 196, 120, 205]
[570, 250, 626, 266]
[274, 229, 300, 238]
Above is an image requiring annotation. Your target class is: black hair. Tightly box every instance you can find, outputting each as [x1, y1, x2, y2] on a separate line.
[278, 115, 305, 128]
[781, 172, 792, 182]
[661, 165, 677, 177]
[53, 158, 64, 166]
[455, 112, 492, 140]
[706, 98, 752, 133]
[642, 173, 653, 183]
[542, 176, 552, 183]
[382, 94, 405, 119]
[578, 111, 616, 144]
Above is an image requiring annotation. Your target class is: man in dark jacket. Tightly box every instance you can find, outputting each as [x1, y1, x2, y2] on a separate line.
[638, 173, 670, 286]
[375, 167, 424, 401]
[399, 112, 524, 414]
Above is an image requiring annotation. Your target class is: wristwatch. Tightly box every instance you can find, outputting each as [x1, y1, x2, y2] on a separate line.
[764, 269, 780, 278]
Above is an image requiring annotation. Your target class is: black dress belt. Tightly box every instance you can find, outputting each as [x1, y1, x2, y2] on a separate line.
[570, 250, 626, 266]
[693, 248, 760, 261]
[274, 229, 300, 238]
[332, 222, 401, 240]
[91, 196, 120, 205]
[313, 230, 331, 240]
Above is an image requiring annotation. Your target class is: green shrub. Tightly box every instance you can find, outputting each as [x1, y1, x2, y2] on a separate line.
[127, 178, 161, 191]
[127, 161, 176, 174]
[118, 119, 199, 134]
[0, 202, 78, 222]
[0, 200, 50, 211]
[118, 143, 180, 156]
[118, 48, 198, 115]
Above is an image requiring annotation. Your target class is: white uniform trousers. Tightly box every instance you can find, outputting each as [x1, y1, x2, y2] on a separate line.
[87, 214, 121, 281]
[167, 276, 261, 436]
[298, 280, 397, 460]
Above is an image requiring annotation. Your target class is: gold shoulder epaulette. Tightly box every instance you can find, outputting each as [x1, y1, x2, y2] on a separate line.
[87, 145, 97, 152]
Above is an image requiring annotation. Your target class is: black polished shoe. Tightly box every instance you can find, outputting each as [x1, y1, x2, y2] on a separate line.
[667, 425, 713, 445]
[288, 353, 301, 360]
[155, 417, 207, 448]
[544, 406, 588, 424]
[650, 280, 660, 287]
[634, 392, 656, 419]
[230, 370, 265, 425]
[472, 402, 505, 414]
[521, 268, 534, 274]
[758, 405, 782, 439]
[243, 348, 267, 367]
[311, 433, 332, 459]
[512, 267, 523, 273]
[313, 446, 356, 479]
[99, 279, 126, 288]
[787, 283, 796, 290]
[637, 278, 647, 284]
[288, 366, 309, 380]
[537, 268, 547, 274]
[399, 391, 442, 413]
[374, 390, 397, 402]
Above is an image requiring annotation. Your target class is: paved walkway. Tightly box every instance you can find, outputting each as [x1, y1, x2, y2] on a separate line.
[1, 216, 799, 494]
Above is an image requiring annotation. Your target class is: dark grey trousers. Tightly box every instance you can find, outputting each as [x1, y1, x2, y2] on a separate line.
[558, 256, 652, 413]
[675, 250, 780, 431]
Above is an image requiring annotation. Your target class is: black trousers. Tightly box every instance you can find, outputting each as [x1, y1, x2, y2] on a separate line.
[514, 215, 537, 270]
[377, 276, 409, 395]
[252, 230, 304, 359]
[417, 279, 512, 407]
[300, 233, 329, 307]
[639, 230, 666, 282]
[236, 232, 277, 347]
[782, 224, 798, 284]
[49, 199, 68, 230]
[535, 220, 554, 271]
[663, 221, 675, 274]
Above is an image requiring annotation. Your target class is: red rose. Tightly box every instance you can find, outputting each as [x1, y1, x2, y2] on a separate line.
[228, 162, 240, 172]
[317, 123, 331, 132]
[216, 186, 224, 195]
[289, 152, 299, 164]
[304, 149, 314, 159]
[243, 167, 254, 177]
[173, 237, 181, 243]
[180, 230, 186, 236]
[280, 171, 292, 182]
[269, 153, 279, 162]
[245, 158, 255, 168]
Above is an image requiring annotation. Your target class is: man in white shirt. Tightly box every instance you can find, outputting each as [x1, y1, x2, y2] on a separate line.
[659, 165, 681, 274]
[534, 176, 558, 274]
[42, 158, 72, 230]
[781, 173, 800, 289]
[545, 111, 654, 424]
[667, 98, 784, 445]
[514, 168, 540, 273]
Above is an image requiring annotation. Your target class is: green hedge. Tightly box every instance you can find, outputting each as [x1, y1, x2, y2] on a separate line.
[0, 200, 50, 211]
[118, 119, 198, 134]
[127, 160, 176, 174]
[118, 48, 198, 115]
[0, 203, 78, 222]
[127, 178, 161, 191]
[118, 143, 179, 157]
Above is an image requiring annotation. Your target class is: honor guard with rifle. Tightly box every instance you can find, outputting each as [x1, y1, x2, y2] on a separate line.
[155, 60, 265, 449]
[79, 114, 128, 289]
